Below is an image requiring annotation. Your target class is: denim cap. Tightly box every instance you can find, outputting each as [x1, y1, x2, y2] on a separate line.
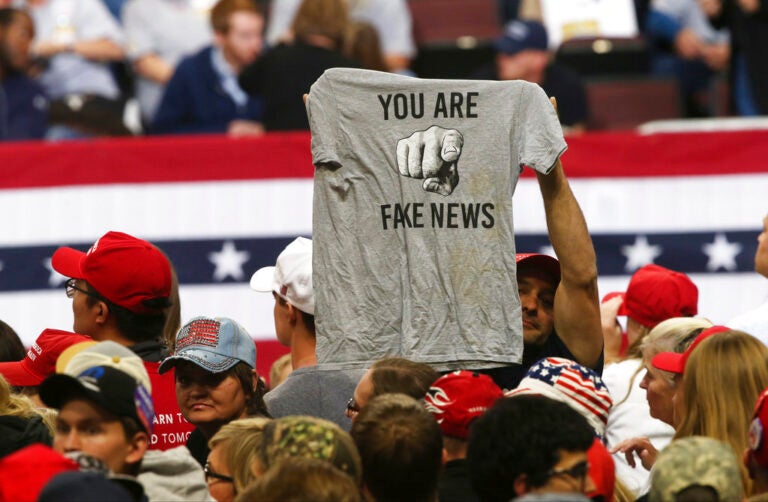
[158, 316, 256, 374]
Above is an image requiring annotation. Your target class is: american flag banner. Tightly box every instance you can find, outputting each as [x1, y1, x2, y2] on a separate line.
[1, 130, 767, 358]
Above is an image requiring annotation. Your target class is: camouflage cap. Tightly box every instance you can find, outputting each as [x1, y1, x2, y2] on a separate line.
[649, 436, 743, 502]
[260, 416, 362, 485]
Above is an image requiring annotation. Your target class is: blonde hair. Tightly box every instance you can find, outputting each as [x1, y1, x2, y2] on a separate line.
[208, 417, 271, 493]
[674, 330, 768, 494]
[614, 317, 712, 407]
[0, 374, 55, 436]
[291, 0, 349, 49]
[640, 317, 713, 384]
[235, 457, 361, 502]
[268, 353, 292, 390]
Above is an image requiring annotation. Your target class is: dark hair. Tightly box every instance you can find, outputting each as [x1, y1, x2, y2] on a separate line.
[0, 7, 18, 28]
[0, 320, 25, 363]
[350, 393, 442, 502]
[275, 295, 315, 335]
[231, 362, 270, 418]
[467, 395, 594, 501]
[85, 283, 168, 344]
[369, 357, 440, 401]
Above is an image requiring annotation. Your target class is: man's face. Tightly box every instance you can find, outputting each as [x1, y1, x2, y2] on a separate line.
[272, 292, 292, 346]
[70, 279, 101, 338]
[496, 50, 548, 84]
[532, 448, 595, 495]
[0, 12, 34, 72]
[517, 267, 557, 345]
[755, 215, 768, 278]
[218, 11, 263, 70]
[54, 398, 145, 474]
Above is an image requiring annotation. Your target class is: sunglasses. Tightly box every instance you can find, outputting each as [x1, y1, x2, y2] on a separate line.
[547, 460, 589, 490]
[204, 462, 234, 484]
[345, 397, 360, 418]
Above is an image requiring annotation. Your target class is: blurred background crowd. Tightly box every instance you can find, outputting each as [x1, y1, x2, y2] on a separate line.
[1, 0, 766, 142]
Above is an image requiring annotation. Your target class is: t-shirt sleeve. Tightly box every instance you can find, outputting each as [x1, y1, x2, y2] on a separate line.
[306, 72, 343, 167]
[516, 82, 567, 175]
[122, 0, 155, 59]
[78, 0, 126, 45]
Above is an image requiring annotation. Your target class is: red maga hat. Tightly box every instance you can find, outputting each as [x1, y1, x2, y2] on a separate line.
[606, 264, 698, 328]
[0, 329, 91, 386]
[52, 231, 171, 315]
[651, 325, 730, 374]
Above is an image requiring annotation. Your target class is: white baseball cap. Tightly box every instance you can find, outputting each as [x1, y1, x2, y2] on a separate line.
[60, 340, 152, 392]
[250, 237, 314, 315]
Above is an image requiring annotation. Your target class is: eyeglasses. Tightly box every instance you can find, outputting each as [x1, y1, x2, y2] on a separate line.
[204, 462, 234, 484]
[345, 397, 360, 418]
[64, 278, 100, 300]
[547, 460, 589, 491]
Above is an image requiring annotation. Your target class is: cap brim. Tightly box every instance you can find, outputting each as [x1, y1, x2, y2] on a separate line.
[51, 247, 86, 278]
[39, 374, 92, 410]
[651, 351, 684, 374]
[0, 361, 45, 386]
[158, 351, 242, 375]
[516, 253, 561, 282]
[602, 292, 628, 315]
[56, 341, 98, 374]
[250, 266, 276, 292]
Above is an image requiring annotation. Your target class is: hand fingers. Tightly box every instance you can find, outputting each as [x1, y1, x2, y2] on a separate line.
[439, 130, 463, 163]
[549, 96, 558, 113]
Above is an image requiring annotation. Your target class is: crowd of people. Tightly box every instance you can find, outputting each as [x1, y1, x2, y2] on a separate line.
[1, 0, 768, 501]
[1, 0, 767, 141]
[0, 125, 767, 500]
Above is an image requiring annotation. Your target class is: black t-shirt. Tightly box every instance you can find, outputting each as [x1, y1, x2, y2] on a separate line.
[477, 332, 605, 391]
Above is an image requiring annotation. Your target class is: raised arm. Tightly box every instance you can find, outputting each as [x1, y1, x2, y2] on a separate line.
[536, 125, 602, 368]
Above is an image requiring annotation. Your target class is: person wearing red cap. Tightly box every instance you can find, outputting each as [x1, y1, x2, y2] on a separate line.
[488, 144, 603, 390]
[424, 371, 503, 502]
[729, 214, 768, 345]
[601, 264, 699, 364]
[747, 387, 768, 497]
[51, 231, 194, 451]
[615, 327, 768, 494]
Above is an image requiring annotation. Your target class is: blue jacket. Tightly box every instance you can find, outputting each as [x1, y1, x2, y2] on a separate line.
[0, 74, 48, 141]
[152, 46, 263, 134]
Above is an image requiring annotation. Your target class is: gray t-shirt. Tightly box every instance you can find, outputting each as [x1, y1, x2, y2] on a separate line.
[307, 68, 566, 371]
[264, 367, 365, 430]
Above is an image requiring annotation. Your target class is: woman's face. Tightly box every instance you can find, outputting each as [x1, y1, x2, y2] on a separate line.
[639, 362, 676, 426]
[175, 361, 249, 434]
[206, 442, 235, 502]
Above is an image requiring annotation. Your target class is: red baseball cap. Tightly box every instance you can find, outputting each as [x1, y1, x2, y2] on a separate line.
[748, 387, 768, 471]
[0, 444, 78, 502]
[52, 231, 171, 315]
[516, 253, 561, 283]
[606, 264, 698, 328]
[424, 370, 503, 439]
[0, 329, 91, 386]
[587, 438, 615, 501]
[651, 325, 730, 374]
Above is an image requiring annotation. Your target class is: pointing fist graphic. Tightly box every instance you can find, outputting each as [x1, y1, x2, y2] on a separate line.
[396, 126, 464, 196]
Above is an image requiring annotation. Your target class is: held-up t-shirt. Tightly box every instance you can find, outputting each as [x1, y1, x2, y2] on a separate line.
[307, 68, 566, 371]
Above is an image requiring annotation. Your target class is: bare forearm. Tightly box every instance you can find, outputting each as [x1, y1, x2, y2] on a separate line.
[536, 159, 597, 287]
[134, 54, 174, 84]
[536, 157, 602, 367]
[72, 39, 125, 62]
